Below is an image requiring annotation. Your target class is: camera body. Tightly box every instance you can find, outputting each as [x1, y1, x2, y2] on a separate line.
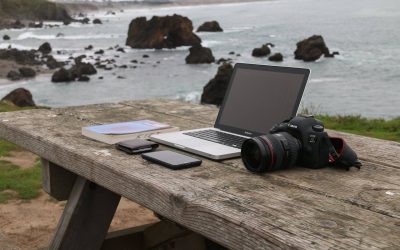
[270, 115, 331, 169]
[241, 115, 361, 173]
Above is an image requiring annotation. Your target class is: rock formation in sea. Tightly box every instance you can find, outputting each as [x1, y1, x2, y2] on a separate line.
[94, 49, 104, 55]
[38, 42, 52, 55]
[268, 53, 283, 62]
[28, 22, 43, 28]
[201, 63, 233, 106]
[6, 67, 36, 81]
[81, 17, 90, 24]
[93, 18, 102, 24]
[45, 55, 64, 69]
[185, 45, 215, 64]
[19, 67, 36, 78]
[294, 35, 338, 61]
[6, 70, 22, 81]
[0, 20, 24, 29]
[126, 14, 201, 49]
[0, 49, 41, 65]
[1, 88, 35, 107]
[252, 44, 272, 57]
[197, 21, 223, 32]
[52, 68, 74, 82]
[216, 58, 232, 64]
[51, 57, 97, 83]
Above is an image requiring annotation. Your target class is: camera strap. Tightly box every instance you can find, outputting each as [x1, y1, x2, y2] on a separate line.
[326, 136, 362, 170]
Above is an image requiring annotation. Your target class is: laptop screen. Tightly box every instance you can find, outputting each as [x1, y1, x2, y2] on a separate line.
[215, 64, 309, 136]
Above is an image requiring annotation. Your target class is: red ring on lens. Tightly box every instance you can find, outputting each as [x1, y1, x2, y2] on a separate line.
[259, 136, 275, 168]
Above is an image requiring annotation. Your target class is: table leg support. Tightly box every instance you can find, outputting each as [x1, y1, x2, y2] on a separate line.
[49, 176, 121, 250]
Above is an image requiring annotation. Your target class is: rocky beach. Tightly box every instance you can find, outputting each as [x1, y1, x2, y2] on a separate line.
[0, 0, 399, 118]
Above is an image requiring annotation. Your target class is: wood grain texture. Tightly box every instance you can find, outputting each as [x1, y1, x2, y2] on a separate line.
[0, 99, 399, 250]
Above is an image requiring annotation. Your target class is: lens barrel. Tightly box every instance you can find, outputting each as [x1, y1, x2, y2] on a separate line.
[241, 132, 301, 173]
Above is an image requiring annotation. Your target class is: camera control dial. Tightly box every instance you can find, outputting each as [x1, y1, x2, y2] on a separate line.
[312, 124, 324, 132]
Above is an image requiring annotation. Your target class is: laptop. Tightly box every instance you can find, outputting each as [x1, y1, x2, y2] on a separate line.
[150, 63, 310, 160]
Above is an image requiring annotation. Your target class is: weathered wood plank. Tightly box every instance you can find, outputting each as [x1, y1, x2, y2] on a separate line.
[58, 101, 400, 218]
[50, 176, 121, 250]
[41, 159, 77, 201]
[0, 101, 399, 250]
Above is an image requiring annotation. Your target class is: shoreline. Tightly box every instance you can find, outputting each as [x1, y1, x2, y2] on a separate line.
[61, 0, 271, 13]
[0, 0, 270, 83]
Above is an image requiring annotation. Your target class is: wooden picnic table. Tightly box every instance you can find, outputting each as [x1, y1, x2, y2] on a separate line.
[0, 99, 399, 250]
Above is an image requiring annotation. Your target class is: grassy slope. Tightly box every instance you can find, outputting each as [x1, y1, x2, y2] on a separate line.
[0, 101, 41, 203]
[0, 161, 41, 203]
[317, 115, 400, 142]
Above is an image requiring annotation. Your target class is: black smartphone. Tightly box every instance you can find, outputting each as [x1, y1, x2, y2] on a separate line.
[116, 139, 158, 155]
[142, 151, 202, 170]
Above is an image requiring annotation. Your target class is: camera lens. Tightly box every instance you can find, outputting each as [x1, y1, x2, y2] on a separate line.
[241, 132, 301, 173]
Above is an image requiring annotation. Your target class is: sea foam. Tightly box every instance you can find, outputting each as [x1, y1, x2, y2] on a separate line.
[17, 32, 121, 41]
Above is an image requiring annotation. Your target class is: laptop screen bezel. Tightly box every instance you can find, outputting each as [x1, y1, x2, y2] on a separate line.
[214, 63, 310, 137]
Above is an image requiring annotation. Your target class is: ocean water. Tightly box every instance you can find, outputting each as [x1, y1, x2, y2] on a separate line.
[0, 0, 399, 118]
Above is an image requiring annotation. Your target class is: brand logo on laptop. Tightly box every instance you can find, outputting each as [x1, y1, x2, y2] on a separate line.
[244, 131, 253, 135]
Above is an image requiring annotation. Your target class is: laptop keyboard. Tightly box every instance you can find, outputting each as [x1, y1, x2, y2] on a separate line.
[183, 129, 247, 149]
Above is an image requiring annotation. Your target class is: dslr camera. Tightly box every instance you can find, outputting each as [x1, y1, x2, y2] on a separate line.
[241, 115, 361, 173]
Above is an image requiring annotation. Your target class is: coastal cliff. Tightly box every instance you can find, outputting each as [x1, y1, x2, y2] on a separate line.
[0, 0, 72, 28]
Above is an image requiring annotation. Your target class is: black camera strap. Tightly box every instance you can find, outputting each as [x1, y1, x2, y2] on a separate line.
[326, 136, 362, 170]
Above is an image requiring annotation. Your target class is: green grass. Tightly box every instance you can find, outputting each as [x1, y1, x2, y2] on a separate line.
[0, 102, 25, 157]
[0, 101, 40, 203]
[316, 115, 400, 142]
[0, 140, 19, 157]
[0, 101, 33, 157]
[0, 101, 32, 112]
[0, 160, 41, 203]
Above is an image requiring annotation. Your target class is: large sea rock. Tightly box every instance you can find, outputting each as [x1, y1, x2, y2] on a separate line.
[294, 35, 335, 62]
[6, 70, 22, 81]
[126, 14, 201, 49]
[268, 53, 283, 62]
[252, 44, 271, 57]
[0, 49, 41, 65]
[197, 21, 223, 32]
[52, 68, 75, 82]
[38, 42, 52, 54]
[185, 45, 215, 64]
[19, 67, 36, 78]
[45, 55, 64, 69]
[51, 59, 97, 83]
[1, 88, 35, 107]
[201, 63, 233, 106]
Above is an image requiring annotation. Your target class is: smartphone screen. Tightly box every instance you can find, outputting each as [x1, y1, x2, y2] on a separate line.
[142, 151, 202, 170]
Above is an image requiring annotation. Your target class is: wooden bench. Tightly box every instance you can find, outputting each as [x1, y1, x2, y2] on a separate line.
[0, 99, 399, 249]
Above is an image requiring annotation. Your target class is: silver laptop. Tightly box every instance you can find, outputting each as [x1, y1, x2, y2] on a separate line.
[151, 63, 310, 160]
